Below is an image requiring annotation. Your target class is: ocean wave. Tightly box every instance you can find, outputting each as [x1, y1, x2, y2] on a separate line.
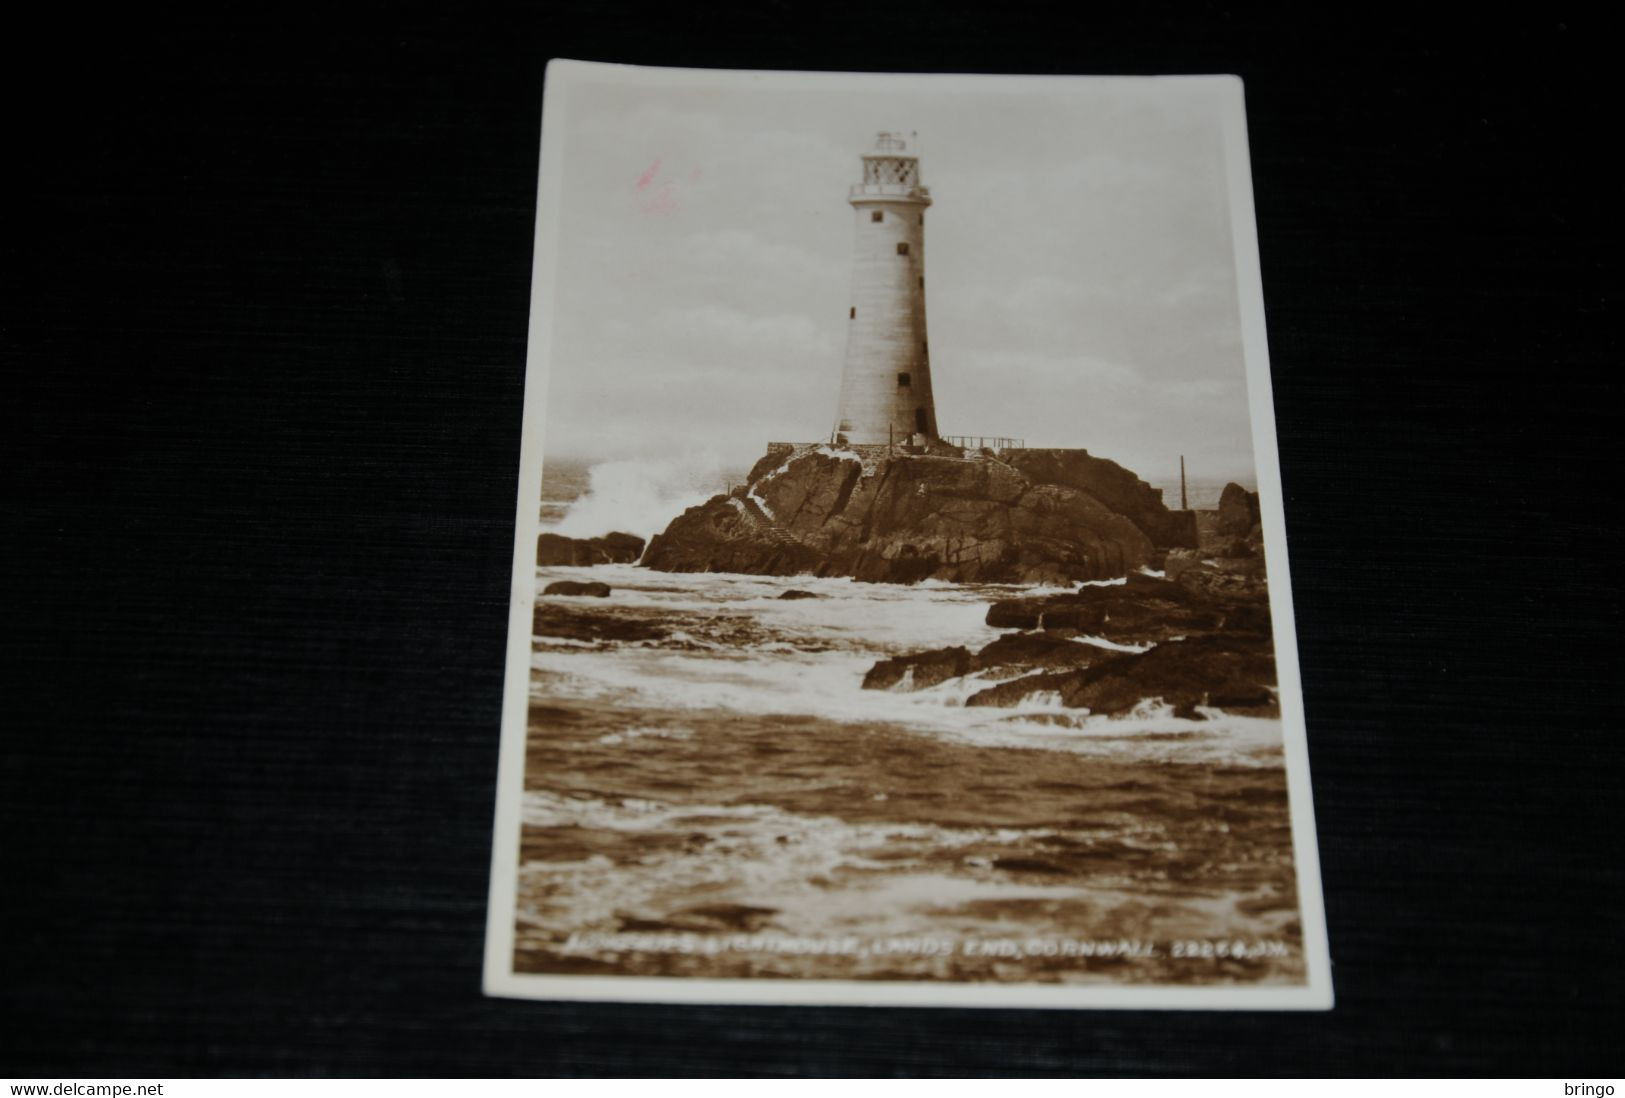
[528, 566, 1284, 768]
[517, 790, 1105, 940]
[540, 453, 731, 541]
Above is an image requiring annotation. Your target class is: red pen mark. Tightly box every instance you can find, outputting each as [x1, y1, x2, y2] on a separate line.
[633, 155, 680, 215]
[642, 181, 679, 215]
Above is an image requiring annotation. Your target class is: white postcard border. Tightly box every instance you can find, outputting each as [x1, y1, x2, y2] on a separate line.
[482, 60, 1333, 1011]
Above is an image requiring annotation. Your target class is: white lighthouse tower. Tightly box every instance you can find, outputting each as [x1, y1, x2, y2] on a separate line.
[832, 132, 939, 446]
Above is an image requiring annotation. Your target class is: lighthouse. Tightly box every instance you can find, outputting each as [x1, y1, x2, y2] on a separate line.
[832, 132, 939, 446]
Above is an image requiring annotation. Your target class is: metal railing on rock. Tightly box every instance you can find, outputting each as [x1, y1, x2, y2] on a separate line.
[942, 435, 1024, 451]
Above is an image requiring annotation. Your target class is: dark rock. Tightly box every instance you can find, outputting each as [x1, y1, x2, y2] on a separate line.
[991, 856, 1070, 875]
[985, 600, 1044, 630]
[1066, 633, 1276, 715]
[1223, 602, 1274, 635]
[985, 572, 1221, 645]
[1177, 557, 1267, 599]
[863, 646, 974, 690]
[984, 597, 1107, 632]
[1163, 549, 1204, 581]
[1165, 547, 1268, 598]
[963, 668, 1080, 708]
[778, 589, 821, 600]
[869, 567, 1279, 714]
[1003, 449, 1199, 548]
[745, 444, 797, 484]
[639, 491, 827, 578]
[968, 633, 1277, 715]
[1216, 482, 1261, 537]
[973, 631, 1104, 672]
[536, 530, 646, 566]
[542, 580, 611, 597]
[643, 445, 1181, 585]
[532, 602, 665, 643]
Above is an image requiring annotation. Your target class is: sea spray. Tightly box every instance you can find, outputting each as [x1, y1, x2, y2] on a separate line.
[543, 451, 735, 542]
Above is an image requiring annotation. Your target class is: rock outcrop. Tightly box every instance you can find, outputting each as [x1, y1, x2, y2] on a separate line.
[963, 632, 1277, 718]
[1004, 449, 1198, 549]
[1216, 482, 1262, 537]
[536, 531, 645, 567]
[533, 599, 666, 644]
[643, 445, 1195, 585]
[863, 569, 1278, 718]
[1194, 481, 1263, 557]
[862, 646, 974, 690]
[542, 580, 612, 598]
[983, 575, 1226, 643]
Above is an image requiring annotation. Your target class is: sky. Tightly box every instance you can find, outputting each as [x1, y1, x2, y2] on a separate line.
[539, 70, 1259, 489]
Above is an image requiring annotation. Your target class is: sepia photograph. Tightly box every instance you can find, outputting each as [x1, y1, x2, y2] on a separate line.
[484, 61, 1331, 1009]
[17, 3, 1621, 1078]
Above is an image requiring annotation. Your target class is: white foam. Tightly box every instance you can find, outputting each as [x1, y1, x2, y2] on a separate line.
[515, 790, 1100, 941]
[594, 725, 693, 746]
[528, 565, 1284, 767]
[813, 444, 862, 463]
[542, 452, 729, 541]
[1070, 634, 1156, 654]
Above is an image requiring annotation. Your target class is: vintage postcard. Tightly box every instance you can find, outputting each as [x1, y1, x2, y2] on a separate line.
[484, 61, 1332, 1009]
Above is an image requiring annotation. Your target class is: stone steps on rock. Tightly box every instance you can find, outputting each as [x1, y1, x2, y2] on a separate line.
[736, 496, 800, 547]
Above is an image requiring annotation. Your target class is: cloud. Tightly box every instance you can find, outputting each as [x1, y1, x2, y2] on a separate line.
[677, 228, 845, 288]
[660, 303, 833, 354]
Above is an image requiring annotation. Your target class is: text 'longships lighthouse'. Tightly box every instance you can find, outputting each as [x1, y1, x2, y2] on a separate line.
[833, 132, 938, 446]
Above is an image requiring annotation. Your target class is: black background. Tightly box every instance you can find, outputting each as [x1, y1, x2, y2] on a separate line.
[5, 2, 1621, 1078]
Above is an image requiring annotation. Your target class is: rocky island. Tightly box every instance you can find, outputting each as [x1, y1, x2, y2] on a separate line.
[643, 442, 1201, 586]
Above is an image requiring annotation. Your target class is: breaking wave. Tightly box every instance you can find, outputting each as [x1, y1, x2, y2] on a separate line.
[542, 452, 733, 541]
[528, 564, 1284, 768]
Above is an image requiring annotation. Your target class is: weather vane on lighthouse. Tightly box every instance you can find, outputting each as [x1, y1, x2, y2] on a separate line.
[832, 132, 939, 446]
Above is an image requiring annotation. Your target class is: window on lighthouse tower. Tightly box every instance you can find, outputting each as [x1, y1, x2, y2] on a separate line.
[871, 211, 883, 223]
[896, 242, 910, 256]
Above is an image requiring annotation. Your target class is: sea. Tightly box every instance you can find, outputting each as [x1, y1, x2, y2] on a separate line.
[518, 456, 1302, 986]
